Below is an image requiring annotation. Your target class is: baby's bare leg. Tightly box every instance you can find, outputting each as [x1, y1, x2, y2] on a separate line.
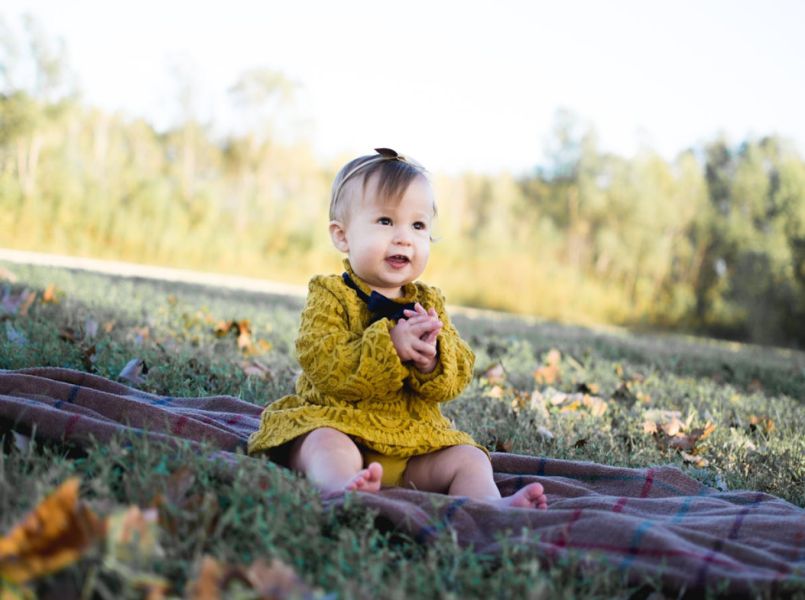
[287, 428, 382, 495]
[403, 445, 548, 509]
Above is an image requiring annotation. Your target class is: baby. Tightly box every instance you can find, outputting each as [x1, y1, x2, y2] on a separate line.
[248, 148, 547, 510]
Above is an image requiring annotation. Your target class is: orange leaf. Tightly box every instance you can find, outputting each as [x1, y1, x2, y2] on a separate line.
[41, 284, 59, 304]
[0, 478, 104, 583]
[187, 555, 224, 600]
[533, 349, 561, 385]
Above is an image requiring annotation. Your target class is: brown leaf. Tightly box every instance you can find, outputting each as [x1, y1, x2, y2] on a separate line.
[748, 415, 775, 435]
[0, 478, 105, 583]
[187, 556, 314, 600]
[59, 327, 79, 343]
[494, 438, 513, 453]
[81, 343, 97, 371]
[573, 438, 588, 448]
[213, 320, 233, 337]
[188, 555, 224, 600]
[119, 358, 148, 385]
[575, 381, 600, 394]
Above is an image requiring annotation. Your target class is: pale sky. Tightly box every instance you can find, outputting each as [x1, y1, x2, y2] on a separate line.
[3, 0, 805, 174]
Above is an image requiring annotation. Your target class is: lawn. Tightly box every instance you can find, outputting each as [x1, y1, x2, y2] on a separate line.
[1, 260, 804, 599]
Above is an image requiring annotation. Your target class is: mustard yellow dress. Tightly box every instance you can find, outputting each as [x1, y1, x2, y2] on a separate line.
[247, 260, 480, 466]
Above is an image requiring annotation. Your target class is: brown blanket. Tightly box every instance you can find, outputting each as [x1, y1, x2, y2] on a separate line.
[1, 367, 803, 596]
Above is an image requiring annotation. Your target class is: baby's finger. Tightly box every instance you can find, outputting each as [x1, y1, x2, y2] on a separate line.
[412, 339, 437, 358]
[424, 327, 441, 344]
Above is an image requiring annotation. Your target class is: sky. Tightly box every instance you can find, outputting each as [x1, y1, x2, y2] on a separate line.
[3, 0, 805, 175]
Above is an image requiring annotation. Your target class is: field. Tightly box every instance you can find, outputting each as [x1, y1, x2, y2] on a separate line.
[1, 260, 804, 599]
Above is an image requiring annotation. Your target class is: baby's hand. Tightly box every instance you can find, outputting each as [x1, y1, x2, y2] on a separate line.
[392, 303, 442, 373]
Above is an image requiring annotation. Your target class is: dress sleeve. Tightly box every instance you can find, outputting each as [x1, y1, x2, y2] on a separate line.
[405, 288, 475, 403]
[295, 279, 408, 403]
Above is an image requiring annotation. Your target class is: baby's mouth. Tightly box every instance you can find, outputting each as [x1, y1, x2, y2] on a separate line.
[386, 255, 410, 267]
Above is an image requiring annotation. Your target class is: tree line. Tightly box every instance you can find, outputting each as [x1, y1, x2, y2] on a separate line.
[2, 15, 804, 347]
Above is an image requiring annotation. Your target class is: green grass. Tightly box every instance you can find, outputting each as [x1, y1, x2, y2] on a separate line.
[1, 261, 804, 599]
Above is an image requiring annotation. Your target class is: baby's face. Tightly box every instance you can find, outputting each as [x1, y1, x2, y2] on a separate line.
[337, 174, 435, 298]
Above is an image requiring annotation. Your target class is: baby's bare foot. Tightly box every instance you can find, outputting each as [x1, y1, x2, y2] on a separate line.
[345, 462, 383, 493]
[494, 483, 548, 510]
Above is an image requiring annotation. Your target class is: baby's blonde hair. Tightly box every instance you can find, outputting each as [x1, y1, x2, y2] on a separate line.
[329, 148, 435, 222]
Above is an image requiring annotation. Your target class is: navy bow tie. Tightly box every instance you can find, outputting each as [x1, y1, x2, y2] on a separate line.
[342, 273, 416, 322]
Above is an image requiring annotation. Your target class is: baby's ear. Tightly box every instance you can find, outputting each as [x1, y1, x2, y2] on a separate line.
[329, 221, 349, 253]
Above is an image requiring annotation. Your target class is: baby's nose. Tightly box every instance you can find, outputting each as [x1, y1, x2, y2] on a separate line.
[392, 227, 412, 245]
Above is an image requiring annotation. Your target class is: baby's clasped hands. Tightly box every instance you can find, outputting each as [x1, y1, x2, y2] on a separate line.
[390, 302, 442, 373]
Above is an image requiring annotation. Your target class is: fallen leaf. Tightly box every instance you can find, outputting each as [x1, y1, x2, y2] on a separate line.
[643, 410, 684, 436]
[187, 555, 316, 600]
[236, 320, 252, 352]
[748, 415, 775, 435]
[527, 390, 550, 419]
[533, 349, 561, 385]
[241, 360, 274, 379]
[131, 326, 150, 345]
[483, 363, 505, 385]
[680, 451, 709, 467]
[484, 385, 505, 399]
[0, 267, 18, 282]
[81, 343, 97, 371]
[0, 478, 105, 584]
[41, 284, 60, 304]
[494, 438, 513, 453]
[59, 327, 79, 343]
[573, 438, 588, 448]
[245, 557, 315, 600]
[106, 506, 162, 563]
[612, 382, 638, 406]
[18, 291, 36, 317]
[575, 382, 600, 394]
[188, 555, 224, 600]
[119, 358, 148, 385]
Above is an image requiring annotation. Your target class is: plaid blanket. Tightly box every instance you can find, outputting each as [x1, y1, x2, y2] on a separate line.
[1, 367, 803, 596]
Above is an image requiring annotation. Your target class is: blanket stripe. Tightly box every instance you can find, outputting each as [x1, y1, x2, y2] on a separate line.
[1, 367, 803, 597]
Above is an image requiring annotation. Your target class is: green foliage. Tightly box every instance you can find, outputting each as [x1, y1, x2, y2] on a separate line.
[1, 262, 804, 598]
[2, 17, 805, 347]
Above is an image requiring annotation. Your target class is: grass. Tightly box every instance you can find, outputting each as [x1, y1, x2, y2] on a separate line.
[1, 260, 804, 599]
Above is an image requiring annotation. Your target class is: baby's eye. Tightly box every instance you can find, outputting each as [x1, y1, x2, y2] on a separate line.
[377, 217, 392, 226]
[413, 221, 427, 231]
